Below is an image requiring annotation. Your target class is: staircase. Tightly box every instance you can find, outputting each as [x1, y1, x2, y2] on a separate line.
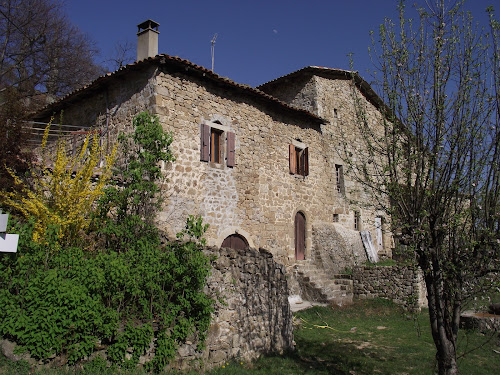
[292, 261, 353, 306]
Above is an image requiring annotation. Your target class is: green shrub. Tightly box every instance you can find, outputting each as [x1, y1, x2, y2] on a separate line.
[0, 113, 214, 371]
[0, 222, 117, 363]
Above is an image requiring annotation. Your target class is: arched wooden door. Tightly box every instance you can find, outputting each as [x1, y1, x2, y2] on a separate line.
[295, 212, 306, 260]
[221, 234, 248, 250]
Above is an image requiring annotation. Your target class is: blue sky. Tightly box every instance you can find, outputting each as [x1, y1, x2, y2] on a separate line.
[65, 0, 496, 87]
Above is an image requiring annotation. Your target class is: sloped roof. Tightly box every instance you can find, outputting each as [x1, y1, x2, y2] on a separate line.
[258, 66, 389, 114]
[34, 54, 326, 124]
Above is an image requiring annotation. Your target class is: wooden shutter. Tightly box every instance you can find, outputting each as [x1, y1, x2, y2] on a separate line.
[200, 123, 210, 161]
[227, 131, 235, 167]
[289, 144, 296, 174]
[303, 147, 309, 176]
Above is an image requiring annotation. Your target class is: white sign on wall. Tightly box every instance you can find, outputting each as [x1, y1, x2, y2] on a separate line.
[0, 213, 8, 232]
[0, 233, 19, 253]
[0, 211, 19, 253]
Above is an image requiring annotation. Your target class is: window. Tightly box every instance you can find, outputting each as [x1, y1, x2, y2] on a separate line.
[289, 144, 309, 176]
[200, 122, 235, 167]
[335, 164, 345, 195]
[210, 128, 222, 163]
[375, 217, 384, 250]
[333, 213, 339, 222]
[354, 211, 361, 231]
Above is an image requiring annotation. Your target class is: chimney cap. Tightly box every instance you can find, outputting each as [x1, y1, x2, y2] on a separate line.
[137, 19, 160, 34]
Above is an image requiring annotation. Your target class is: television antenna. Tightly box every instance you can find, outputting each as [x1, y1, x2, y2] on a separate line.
[211, 33, 218, 72]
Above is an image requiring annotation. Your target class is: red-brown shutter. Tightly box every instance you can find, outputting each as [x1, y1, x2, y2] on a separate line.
[303, 147, 309, 176]
[289, 144, 296, 174]
[200, 123, 210, 161]
[227, 131, 235, 167]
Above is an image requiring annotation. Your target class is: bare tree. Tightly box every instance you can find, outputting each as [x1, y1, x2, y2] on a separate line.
[0, 0, 103, 102]
[0, 0, 103, 190]
[341, 1, 499, 374]
[106, 40, 135, 71]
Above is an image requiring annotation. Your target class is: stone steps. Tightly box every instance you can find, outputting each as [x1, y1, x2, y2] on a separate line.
[293, 262, 353, 306]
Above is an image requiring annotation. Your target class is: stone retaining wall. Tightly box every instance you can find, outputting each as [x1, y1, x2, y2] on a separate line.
[1, 246, 293, 372]
[172, 246, 293, 370]
[312, 223, 367, 275]
[352, 265, 427, 311]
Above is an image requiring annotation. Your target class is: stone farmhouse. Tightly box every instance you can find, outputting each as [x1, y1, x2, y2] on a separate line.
[33, 20, 394, 305]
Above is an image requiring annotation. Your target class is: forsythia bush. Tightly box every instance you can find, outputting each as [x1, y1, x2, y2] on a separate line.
[1, 121, 116, 244]
[0, 113, 214, 372]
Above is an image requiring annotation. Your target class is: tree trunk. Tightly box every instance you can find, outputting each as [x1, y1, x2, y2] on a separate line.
[423, 260, 460, 375]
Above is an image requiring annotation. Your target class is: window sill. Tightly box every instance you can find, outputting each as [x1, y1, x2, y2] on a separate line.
[208, 162, 225, 170]
[291, 173, 307, 180]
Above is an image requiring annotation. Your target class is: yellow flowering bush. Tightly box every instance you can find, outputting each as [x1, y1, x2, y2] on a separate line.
[1, 120, 116, 244]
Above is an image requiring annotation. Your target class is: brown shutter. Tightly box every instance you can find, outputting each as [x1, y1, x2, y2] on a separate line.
[303, 147, 309, 176]
[200, 123, 210, 161]
[289, 144, 296, 174]
[227, 131, 235, 167]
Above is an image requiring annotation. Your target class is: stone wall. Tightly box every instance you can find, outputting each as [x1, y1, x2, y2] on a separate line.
[312, 223, 367, 274]
[34, 66, 158, 161]
[352, 265, 427, 311]
[0, 245, 293, 371]
[172, 246, 293, 370]
[35, 59, 396, 304]
[152, 67, 334, 266]
[260, 71, 394, 259]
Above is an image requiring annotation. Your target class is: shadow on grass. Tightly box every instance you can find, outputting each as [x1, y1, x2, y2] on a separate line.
[237, 338, 380, 375]
[292, 335, 377, 375]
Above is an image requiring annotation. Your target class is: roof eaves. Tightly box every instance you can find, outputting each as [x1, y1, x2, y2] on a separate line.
[34, 55, 326, 124]
[258, 66, 390, 116]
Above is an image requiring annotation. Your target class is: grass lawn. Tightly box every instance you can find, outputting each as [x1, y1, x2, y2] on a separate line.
[1, 299, 498, 374]
[210, 299, 499, 375]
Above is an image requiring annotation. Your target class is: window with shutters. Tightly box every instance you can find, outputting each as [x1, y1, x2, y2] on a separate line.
[200, 121, 235, 167]
[335, 164, 345, 195]
[289, 142, 309, 177]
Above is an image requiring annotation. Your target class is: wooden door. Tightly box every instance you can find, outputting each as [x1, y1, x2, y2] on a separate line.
[221, 234, 248, 250]
[295, 212, 306, 260]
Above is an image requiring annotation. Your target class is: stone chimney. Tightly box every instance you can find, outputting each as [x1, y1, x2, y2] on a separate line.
[137, 19, 160, 61]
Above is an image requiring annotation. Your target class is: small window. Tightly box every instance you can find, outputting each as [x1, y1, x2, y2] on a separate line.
[210, 128, 223, 163]
[200, 123, 235, 167]
[354, 211, 361, 231]
[335, 164, 345, 195]
[289, 144, 309, 176]
[375, 217, 384, 250]
[333, 213, 339, 222]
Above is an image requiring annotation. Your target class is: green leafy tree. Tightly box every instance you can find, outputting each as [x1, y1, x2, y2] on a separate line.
[342, 1, 499, 374]
[95, 112, 174, 251]
[94, 112, 213, 371]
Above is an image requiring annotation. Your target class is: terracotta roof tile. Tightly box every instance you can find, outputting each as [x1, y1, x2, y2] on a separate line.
[34, 54, 326, 124]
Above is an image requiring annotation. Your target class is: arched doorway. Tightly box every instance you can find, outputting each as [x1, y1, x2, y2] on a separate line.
[221, 233, 248, 250]
[295, 212, 306, 260]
